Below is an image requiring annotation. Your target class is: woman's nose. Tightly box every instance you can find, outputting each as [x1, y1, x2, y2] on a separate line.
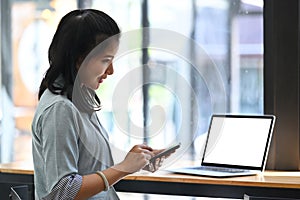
[106, 63, 114, 75]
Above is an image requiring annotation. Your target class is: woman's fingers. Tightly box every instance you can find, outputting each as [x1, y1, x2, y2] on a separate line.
[140, 143, 153, 151]
[143, 152, 152, 161]
[131, 144, 155, 158]
[121, 144, 177, 173]
[116, 144, 156, 174]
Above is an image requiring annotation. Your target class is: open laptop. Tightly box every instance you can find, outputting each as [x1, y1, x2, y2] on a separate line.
[169, 114, 276, 178]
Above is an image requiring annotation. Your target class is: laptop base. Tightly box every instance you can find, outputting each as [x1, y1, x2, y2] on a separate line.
[168, 167, 258, 178]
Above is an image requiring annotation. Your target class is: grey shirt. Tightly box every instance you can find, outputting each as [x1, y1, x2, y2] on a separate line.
[32, 89, 119, 199]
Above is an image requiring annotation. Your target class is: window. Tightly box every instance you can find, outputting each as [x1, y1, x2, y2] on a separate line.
[91, 0, 264, 163]
[0, 0, 77, 163]
[0, 0, 265, 168]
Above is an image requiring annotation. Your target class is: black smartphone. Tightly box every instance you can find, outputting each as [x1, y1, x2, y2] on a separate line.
[149, 143, 181, 163]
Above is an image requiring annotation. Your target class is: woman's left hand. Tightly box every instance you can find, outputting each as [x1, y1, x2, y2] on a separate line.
[143, 149, 166, 172]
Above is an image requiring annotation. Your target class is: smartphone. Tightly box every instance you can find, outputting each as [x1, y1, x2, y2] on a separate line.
[150, 143, 181, 163]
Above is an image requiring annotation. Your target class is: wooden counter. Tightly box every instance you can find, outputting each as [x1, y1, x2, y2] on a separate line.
[0, 161, 33, 175]
[1, 161, 300, 199]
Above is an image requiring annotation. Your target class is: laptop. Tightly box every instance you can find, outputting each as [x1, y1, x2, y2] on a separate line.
[169, 114, 276, 178]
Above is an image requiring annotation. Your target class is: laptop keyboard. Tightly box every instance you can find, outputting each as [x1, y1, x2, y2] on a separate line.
[193, 166, 248, 173]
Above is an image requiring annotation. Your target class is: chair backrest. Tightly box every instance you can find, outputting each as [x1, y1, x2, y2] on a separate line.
[9, 185, 28, 200]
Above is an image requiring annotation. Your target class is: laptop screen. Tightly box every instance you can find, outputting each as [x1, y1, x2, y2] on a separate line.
[202, 115, 275, 170]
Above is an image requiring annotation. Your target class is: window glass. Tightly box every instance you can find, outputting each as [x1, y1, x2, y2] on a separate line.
[91, 0, 264, 163]
[1, 0, 77, 163]
[0, 0, 263, 164]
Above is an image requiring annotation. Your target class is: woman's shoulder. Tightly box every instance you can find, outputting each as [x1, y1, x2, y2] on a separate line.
[41, 89, 68, 103]
[35, 89, 79, 117]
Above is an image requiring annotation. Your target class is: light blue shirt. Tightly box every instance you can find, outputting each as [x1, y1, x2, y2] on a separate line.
[32, 89, 119, 199]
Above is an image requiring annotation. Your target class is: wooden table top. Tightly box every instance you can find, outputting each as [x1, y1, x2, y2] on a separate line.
[1, 161, 300, 189]
[0, 161, 34, 175]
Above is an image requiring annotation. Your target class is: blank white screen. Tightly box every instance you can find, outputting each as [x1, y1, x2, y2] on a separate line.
[203, 116, 272, 167]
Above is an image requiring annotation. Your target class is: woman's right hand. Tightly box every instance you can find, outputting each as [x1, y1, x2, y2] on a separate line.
[113, 144, 155, 174]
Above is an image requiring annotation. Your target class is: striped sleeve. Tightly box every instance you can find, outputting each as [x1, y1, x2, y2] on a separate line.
[41, 174, 82, 200]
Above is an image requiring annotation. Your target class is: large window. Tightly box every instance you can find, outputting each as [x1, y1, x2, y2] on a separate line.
[1, 0, 77, 163]
[92, 0, 264, 163]
[0, 0, 264, 168]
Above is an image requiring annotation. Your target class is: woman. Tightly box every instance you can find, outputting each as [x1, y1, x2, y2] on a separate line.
[32, 9, 163, 199]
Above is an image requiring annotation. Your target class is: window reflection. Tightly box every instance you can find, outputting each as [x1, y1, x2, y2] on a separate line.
[1, 0, 263, 164]
[8, 0, 77, 162]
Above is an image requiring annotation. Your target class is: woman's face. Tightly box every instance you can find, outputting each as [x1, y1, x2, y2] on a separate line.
[79, 42, 119, 90]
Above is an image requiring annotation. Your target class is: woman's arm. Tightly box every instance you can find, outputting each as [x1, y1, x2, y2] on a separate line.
[74, 144, 154, 200]
[74, 167, 128, 200]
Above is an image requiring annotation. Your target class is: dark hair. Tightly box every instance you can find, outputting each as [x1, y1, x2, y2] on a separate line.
[38, 9, 120, 108]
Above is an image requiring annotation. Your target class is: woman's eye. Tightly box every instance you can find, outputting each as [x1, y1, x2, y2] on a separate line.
[102, 59, 111, 64]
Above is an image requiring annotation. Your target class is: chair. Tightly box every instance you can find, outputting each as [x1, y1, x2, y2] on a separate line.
[9, 185, 28, 200]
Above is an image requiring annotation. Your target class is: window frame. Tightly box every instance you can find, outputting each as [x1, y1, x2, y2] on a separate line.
[264, 0, 300, 170]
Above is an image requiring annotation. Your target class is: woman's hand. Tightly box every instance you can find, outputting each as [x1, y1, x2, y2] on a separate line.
[113, 144, 155, 174]
[143, 149, 163, 172]
[143, 147, 177, 172]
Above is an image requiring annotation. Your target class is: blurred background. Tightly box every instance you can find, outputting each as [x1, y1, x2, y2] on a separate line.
[0, 0, 263, 168]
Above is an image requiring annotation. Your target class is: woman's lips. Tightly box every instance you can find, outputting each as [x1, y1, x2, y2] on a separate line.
[98, 75, 106, 83]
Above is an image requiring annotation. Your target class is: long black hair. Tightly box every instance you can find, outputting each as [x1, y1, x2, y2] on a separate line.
[38, 9, 120, 110]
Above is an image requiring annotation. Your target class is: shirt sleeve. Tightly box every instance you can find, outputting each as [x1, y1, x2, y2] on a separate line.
[42, 174, 82, 200]
[39, 101, 82, 196]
